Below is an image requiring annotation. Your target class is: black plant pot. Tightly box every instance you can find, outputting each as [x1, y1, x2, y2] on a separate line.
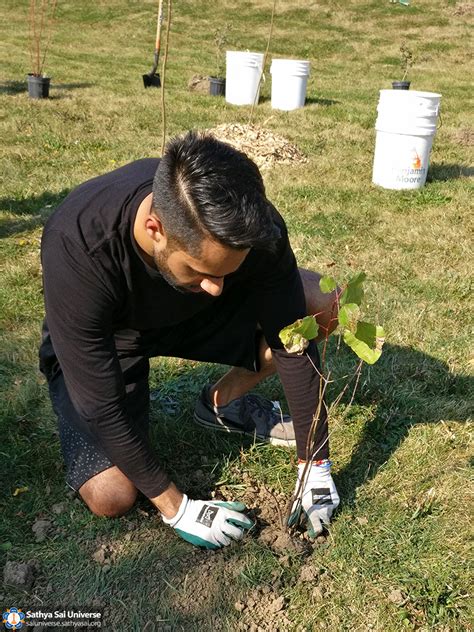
[392, 81, 411, 90]
[209, 76, 225, 96]
[27, 74, 51, 99]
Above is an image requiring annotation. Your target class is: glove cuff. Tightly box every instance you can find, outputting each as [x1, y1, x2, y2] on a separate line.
[297, 460, 332, 474]
[161, 493, 188, 527]
[298, 458, 331, 466]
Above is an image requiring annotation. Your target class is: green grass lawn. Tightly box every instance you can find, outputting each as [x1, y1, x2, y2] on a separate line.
[0, 0, 472, 630]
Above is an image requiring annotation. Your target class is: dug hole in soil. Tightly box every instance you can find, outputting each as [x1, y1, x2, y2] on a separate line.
[208, 472, 330, 631]
[139, 471, 330, 631]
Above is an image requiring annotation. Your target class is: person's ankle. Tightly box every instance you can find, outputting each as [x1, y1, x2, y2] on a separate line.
[209, 384, 244, 408]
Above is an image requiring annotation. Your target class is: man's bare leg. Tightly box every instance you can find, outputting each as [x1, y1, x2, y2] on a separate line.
[79, 466, 138, 517]
[211, 268, 339, 406]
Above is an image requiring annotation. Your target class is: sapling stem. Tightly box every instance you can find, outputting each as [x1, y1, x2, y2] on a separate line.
[264, 484, 285, 530]
[249, 0, 277, 125]
[281, 274, 384, 536]
[28, 0, 57, 76]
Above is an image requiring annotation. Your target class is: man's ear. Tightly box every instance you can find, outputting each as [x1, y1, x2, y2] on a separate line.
[145, 212, 167, 247]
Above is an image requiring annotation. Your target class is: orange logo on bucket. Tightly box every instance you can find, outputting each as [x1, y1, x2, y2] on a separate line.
[412, 149, 422, 170]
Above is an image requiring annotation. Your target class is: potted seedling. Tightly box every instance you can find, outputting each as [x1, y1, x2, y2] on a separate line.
[392, 43, 413, 90]
[27, 0, 57, 99]
[208, 24, 231, 96]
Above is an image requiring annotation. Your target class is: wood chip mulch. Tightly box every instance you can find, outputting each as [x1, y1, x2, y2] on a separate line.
[207, 123, 307, 170]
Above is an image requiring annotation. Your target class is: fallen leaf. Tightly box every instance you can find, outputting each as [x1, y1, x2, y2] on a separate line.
[13, 486, 29, 496]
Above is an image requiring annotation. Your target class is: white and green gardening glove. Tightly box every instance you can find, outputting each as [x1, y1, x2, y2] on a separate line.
[288, 460, 340, 537]
[162, 494, 255, 550]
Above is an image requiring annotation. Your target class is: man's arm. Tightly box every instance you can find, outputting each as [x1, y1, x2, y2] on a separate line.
[42, 229, 256, 545]
[251, 217, 338, 533]
[251, 217, 328, 461]
[42, 230, 171, 498]
[150, 483, 183, 518]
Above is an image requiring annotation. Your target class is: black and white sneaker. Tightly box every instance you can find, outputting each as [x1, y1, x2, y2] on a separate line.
[193, 385, 296, 447]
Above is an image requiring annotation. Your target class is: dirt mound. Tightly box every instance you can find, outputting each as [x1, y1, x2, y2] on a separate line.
[451, 2, 474, 16]
[3, 560, 37, 590]
[188, 74, 211, 94]
[214, 471, 321, 552]
[235, 586, 293, 631]
[207, 123, 307, 170]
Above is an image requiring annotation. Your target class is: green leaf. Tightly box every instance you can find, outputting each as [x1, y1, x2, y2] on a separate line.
[279, 316, 319, 354]
[319, 276, 337, 294]
[0, 542, 12, 551]
[339, 271, 367, 307]
[338, 303, 360, 332]
[343, 321, 385, 364]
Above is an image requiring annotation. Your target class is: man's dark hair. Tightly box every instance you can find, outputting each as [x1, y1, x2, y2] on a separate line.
[152, 131, 280, 253]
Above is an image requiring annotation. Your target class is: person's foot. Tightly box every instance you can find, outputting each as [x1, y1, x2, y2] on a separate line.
[193, 385, 296, 447]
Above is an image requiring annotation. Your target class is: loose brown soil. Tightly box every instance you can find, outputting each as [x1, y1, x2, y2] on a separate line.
[3, 560, 37, 591]
[4, 481, 326, 630]
[209, 474, 326, 630]
[188, 74, 211, 94]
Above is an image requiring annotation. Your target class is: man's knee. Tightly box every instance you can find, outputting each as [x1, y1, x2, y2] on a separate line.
[79, 467, 138, 518]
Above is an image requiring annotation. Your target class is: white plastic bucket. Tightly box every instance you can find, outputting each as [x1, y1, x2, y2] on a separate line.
[377, 89, 441, 116]
[225, 51, 264, 106]
[270, 58, 310, 111]
[372, 90, 442, 190]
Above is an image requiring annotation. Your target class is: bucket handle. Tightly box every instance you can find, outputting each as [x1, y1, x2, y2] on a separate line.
[437, 111, 443, 130]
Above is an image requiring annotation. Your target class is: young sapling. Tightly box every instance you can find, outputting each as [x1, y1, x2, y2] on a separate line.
[279, 272, 385, 535]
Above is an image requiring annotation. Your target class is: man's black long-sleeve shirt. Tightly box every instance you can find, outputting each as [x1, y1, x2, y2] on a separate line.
[40, 159, 328, 497]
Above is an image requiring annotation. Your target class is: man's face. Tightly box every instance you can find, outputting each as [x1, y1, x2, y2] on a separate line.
[153, 238, 249, 296]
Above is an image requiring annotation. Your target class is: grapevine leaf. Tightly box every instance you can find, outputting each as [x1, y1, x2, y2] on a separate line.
[319, 276, 337, 294]
[338, 303, 360, 332]
[339, 271, 366, 307]
[343, 321, 385, 364]
[279, 316, 319, 354]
